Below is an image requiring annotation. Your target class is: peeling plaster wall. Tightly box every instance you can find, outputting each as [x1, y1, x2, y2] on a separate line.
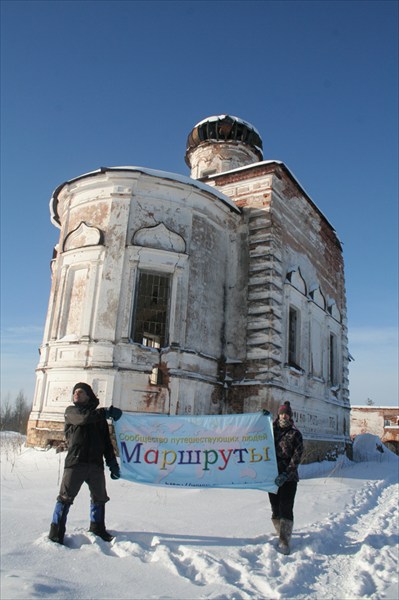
[351, 407, 399, 436]
[28, 170, 242, 444]
[187, 142, 260, 178]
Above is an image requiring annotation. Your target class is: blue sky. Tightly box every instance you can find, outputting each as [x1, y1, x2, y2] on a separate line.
[1, 0, 398, 407]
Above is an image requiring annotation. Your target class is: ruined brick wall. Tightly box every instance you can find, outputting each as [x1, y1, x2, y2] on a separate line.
[351, 406, 399, 438]
[351, 406, 398, 433]
[350, 406, 399, 455]
[271, 164, 349, 408]
[206, 165, 283, 391]
[206, 162, 350, 448]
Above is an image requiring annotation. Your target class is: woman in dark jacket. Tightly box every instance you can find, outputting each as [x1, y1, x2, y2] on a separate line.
[269, 400, 303, 555]
[48, 382, 122, 544]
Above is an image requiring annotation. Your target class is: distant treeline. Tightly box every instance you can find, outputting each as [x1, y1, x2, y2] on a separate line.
[0, 391, 31, 434]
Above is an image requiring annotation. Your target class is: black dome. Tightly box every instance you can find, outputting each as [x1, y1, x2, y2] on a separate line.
[186, 115, 263, 164]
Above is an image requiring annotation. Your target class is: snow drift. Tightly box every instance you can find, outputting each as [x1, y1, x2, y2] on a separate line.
[1, 432, 398, 599]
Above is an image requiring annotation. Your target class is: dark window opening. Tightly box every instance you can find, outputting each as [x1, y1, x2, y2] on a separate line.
[208, 122, 217, 139]
[288, 306, 300, 368]
[131, 272, 171, 348]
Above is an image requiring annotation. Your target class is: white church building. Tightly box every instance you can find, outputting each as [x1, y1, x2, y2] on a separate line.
[27, 115, 351, 460]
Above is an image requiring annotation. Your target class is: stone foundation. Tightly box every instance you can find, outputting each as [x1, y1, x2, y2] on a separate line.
[26, 419, 119, 456]
[26, 419, 64, 448]
[301, 439, 352, 464]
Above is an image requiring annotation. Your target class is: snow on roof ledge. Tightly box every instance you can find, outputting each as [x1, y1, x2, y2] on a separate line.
[49, 165, 241, 226]
[351, 405, 399, 410]
[207, 160, 339, 237]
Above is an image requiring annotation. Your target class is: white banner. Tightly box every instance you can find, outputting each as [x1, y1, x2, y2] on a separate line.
[114, 412, 278, 492]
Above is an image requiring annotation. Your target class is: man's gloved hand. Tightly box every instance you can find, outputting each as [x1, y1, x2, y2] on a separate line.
[104, 406, 123, 421]
[108, 459, 121, 480]
[275, 472, 289, 487]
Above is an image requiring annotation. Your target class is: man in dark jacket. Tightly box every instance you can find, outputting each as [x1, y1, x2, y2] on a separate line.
[269, 400, 303, 555]
[48, 382, 122, 545]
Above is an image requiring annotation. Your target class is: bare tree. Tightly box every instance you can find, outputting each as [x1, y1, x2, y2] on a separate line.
[0, 394, 13, 431]
[0, 391, 31, 434]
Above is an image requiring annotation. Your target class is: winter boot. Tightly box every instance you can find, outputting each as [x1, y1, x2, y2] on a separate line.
[49, 500, 70, 544]
[278, 518, 293, 555]
[89, 502, 114, 542]
[271, 517, 281, 536]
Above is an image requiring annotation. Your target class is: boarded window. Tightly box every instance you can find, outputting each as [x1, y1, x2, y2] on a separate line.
[310, 319, 323, 378]
[59, 266, 89, 338]
[329, 333, 338, 385]
[131, 272, 171, 348]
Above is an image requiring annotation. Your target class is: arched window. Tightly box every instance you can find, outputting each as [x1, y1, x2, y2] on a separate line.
[286, 269, 306, 295]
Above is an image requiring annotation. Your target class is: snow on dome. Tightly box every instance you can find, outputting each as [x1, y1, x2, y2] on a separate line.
[186, 114, 263, 162]
[193, 115, 261, 138]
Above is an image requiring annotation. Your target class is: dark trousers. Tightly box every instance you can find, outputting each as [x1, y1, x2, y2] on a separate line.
[268, 481, 298, 521]
[57, 463, 109, 505]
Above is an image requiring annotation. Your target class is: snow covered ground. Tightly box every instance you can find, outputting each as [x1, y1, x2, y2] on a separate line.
[1, 432, 398, 600]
